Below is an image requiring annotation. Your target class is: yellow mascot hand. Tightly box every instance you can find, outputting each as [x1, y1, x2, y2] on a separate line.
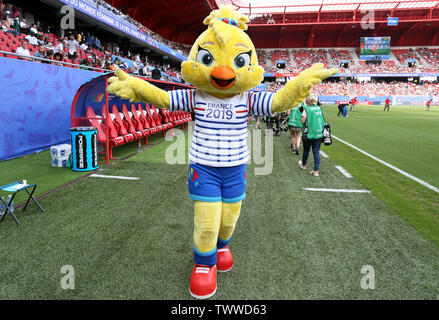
[272, 63, 338, 113]
[107, 68, 170, 108]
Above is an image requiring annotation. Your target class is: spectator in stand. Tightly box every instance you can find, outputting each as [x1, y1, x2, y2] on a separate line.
[0, 0, 4, 19]
[29, 24, 40, 36]
[80, 41, 88, 51]
[43, 36, 53, 51]
[25, 31, 39, 46]
[86, 33, 95, 48]
[67, 33, 79, 60]
[53, 39, 63, 54]
[77, 31, 83, 43]
[43, 50, 54, 63]
[33, 44, 46, 59]
[11, 16, 19, 33]
[80, 57, 91, 70]
[35, 20, 43, 33]
[94, 36, 101, 51]
[131, 59, 140, 74]
[1, 18, 18, 35]
[141, 63, 151, 77]
[16, 40, 31, 60]
[12, 5, 19, 20]
[3, 3, 12, 27]
[19, 18, 29, 34]
[52, 52, 64, 66]
[104, 60, 115, 71]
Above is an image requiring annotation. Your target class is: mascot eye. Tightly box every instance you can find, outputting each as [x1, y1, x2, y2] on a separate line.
[234, 52, 251, 68]
[196, 49, 214, 66]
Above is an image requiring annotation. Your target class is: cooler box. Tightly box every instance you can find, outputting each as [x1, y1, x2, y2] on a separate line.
[50, 143, 71, 158]
[52, 156, 70, 168]
[343, 106, 348, 117]
[70, 127, 99, 172]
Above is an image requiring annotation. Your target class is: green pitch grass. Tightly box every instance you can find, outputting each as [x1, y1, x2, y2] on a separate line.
[0, 123, 438, 299]
[321, 104, 439, 247]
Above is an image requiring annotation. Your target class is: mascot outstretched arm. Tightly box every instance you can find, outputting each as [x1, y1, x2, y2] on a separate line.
[107, 5, 337, 300]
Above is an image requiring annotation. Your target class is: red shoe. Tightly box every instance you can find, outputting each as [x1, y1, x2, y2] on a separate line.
[189, 265, 217, 299]
[217, 246, 233, 272]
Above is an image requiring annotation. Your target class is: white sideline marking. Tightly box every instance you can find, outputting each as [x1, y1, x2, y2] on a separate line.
[89, 174, 140, 180]
[303, 188, 371, 193]
[332, 135, 439, 194]
[335, 165, 353, 178]
[319, 151, 329, 158]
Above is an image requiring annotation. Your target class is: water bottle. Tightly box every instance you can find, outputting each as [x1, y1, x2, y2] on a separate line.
[138, 142, 141, 153]
[7, 195, 14, 214]
[0, 196, 5, 216]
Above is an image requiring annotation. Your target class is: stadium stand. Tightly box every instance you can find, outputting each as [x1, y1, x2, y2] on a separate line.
[1, 0, 438, 110]
[0, 0, 188, 82]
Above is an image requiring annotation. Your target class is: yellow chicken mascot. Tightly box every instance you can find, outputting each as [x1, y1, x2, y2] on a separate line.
[107, 5, 338, 299]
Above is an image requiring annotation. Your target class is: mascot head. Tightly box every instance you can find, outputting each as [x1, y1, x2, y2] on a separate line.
[181, 6, 264, 96]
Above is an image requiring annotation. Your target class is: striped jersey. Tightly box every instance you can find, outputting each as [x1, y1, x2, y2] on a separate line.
[169, 89, 275, 167]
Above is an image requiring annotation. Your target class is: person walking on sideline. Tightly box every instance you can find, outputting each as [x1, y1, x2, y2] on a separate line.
[287, 102, 304, 155]
[298, 94, 325, 177]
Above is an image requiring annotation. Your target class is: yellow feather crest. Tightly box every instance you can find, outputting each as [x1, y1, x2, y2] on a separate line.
[203, 5, 249, 31]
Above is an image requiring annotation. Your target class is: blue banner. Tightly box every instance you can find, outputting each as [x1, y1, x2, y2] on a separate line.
[58, 0, 187, 61]
[264, 72, 439, 78]
[250, 83, 266, 91]
[0, 57, 99, 161]
[387, 17, 399, 26]
[318, 95, 430, 106]
[393, 95, 431, 105]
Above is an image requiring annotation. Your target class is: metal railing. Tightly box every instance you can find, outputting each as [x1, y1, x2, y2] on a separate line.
[0, 50, 189, 85]
[0, 49, 112, 72]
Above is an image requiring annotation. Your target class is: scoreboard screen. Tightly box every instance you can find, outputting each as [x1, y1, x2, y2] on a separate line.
[359, 37, 391, 60]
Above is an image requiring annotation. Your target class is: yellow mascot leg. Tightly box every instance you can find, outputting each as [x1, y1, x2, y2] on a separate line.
[218, 201, 242, 248]
[193, 201, 222, 266]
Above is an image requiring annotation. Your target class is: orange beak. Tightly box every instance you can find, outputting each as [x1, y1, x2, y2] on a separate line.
[210, 66, 236, 90]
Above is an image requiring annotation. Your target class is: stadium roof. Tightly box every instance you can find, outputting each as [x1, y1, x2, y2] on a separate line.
[218, 0, 439, 14]
[105, 0, 439, 48]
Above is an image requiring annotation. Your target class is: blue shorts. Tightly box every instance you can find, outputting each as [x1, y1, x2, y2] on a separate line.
[188, 163, 246, 203]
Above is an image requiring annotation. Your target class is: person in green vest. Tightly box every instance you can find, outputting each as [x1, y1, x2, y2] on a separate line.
[287, 101, 304, 155]
[298, 94, 326, 177]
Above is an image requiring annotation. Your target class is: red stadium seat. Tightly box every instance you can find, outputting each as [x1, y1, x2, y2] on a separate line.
[121, 104, 145, 139]
[152, 105, 172, 130]
[138, 104, 158, 135]
[158, 108, 174, 130]
[111, 105, 136, 143]
[130, 104, 151, 144]
[86, 106, 107, 143]
[130, 104, 150, 134]
[101, 105, 126, 147]
[145, 104, 164, 132]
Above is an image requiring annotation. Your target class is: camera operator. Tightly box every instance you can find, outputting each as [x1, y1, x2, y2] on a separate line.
[298, 94, 325, 177]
